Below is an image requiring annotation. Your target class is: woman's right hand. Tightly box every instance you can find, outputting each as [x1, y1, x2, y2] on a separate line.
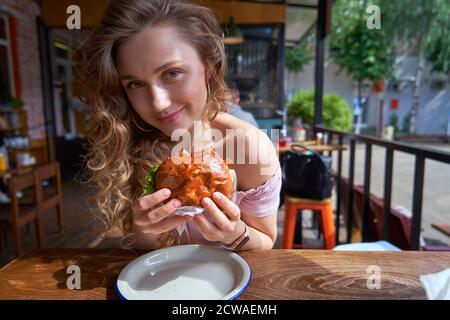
[131, 188, 189, 237]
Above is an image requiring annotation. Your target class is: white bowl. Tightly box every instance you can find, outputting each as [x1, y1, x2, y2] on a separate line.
[116, 245, 251, 300]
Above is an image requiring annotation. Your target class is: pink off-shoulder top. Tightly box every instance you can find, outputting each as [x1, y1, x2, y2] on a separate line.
[177, 165, 282, 246]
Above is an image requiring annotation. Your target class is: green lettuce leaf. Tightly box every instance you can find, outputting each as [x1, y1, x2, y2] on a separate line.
[143, 163, 159, 194]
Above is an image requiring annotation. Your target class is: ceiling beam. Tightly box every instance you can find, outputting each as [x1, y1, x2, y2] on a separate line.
[41, 0, 286, 28]
[189, 1, 286, 25]
[41, 0, 108, 28]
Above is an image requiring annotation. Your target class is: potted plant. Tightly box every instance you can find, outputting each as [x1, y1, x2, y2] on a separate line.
[1, 96, 24, 110]
[287, 89, 353, 132]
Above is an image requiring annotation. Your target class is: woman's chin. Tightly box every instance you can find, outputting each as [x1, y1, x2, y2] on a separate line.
[160, 120, 193, 138]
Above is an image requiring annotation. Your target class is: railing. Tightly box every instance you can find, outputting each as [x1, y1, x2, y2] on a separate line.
[315, 126, 450, 250]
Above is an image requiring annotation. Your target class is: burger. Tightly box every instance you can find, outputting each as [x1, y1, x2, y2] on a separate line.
[143, 149, 233, 207]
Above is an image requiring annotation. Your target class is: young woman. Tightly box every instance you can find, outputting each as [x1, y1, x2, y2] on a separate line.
[75, 0, 281, 251]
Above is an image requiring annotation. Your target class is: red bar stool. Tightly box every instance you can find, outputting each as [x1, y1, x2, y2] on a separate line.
[282, 195, 336, 249]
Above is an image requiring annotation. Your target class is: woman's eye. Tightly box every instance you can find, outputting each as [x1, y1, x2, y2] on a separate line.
[126, 81, 144, 89]
[163, 70, 183, 81]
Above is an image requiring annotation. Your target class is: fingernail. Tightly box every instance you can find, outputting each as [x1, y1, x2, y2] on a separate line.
[213, 192, 221, 200]
[163, 189, 171, 197]
[203, 197, 211, 206]
[173, 199, 182, 208]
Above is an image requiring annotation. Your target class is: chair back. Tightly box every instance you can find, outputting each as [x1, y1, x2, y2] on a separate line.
[3, 170, 40, 256]
[3, 162, 63, 256]
[8, 172, 38, 226]
[34, 162, 63, 215]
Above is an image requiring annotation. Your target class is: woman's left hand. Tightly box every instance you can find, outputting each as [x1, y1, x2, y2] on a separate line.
[193, 192, 245, 245]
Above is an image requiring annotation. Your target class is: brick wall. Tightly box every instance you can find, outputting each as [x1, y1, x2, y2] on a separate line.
[1, 1, 90, 142]
[1, 0, 45, 140]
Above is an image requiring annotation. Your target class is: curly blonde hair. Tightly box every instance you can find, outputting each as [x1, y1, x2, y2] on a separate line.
[74, 0, 229, 248]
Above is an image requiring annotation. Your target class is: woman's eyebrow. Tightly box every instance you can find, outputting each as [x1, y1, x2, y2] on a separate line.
[153, 60, 184, 74]
[120, 61, 184, 81]
[120, 75, 138, 81]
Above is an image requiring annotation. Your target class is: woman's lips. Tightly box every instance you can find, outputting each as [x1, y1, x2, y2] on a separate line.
[157, 107, 185, 123]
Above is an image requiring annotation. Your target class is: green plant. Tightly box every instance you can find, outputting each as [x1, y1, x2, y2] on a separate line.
[287, 89, 353, 132]
[423, 0, 450, 74]
[389, 112, 400, 134]
[11, 97, 24, 110]
[382, 0, 450, 133]
[401, 112, 411, 133]
[286, 37, 313, 74]
[224, 16, 243, 45]
[1, 96, 24, 110]
[329, 0, 393, 83]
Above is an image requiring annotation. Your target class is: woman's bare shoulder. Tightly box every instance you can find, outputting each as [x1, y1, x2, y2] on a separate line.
[213, 112, 257, 131]
[213, 113, 279, 191]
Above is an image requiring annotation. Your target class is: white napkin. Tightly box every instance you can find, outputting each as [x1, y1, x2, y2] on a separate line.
[419, 268, 450, 300]
[173, 206, 205, 236]
[172, 169, 238, 237]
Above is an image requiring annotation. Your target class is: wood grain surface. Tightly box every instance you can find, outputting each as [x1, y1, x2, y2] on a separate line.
[239, 250, 449, 300]
[277, 143, 347, 155]
[0, 248, 448, 300]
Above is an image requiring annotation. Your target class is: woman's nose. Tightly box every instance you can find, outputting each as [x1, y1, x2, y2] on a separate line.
[150, 85, 171, 111]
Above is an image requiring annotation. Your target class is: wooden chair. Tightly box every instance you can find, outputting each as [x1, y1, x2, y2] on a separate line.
[0, 172, 41, 257]
[35, 162, 64, 236]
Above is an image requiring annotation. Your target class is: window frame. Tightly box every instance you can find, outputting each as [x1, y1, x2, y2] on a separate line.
[0, 13, 16, 98]
[54, 41, 77, 138]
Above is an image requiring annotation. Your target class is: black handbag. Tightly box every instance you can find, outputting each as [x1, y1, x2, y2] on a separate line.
[281, 144, 334, 200]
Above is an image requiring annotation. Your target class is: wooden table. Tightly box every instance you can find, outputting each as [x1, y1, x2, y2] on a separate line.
[0, 165, 34, 178]
[0, 249, 448, 300]
[432, 223, 450, 237]
[278, 142, 347, 154]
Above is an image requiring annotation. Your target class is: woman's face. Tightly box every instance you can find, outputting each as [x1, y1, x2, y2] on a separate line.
[115, 25, 208, 137]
